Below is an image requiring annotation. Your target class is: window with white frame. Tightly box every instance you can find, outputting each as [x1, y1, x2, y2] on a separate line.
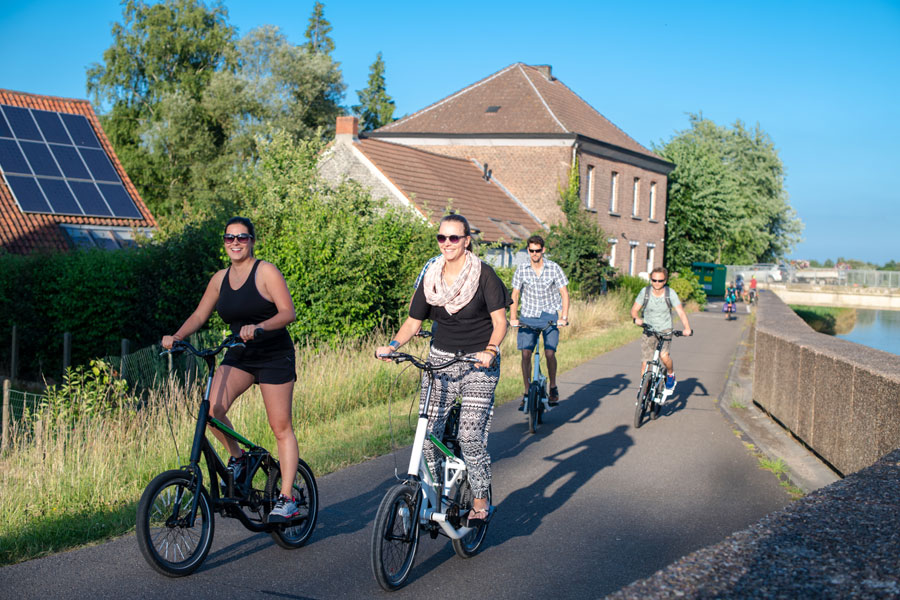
[585, 165, 594, 209]
[629, 241, 639, 276]
[610, 172, 618, 212]
[608, 238, 617, 269]
[632, 177, 640, 216]
[649, 182, 657, 220]
[646, 243, 656, 273]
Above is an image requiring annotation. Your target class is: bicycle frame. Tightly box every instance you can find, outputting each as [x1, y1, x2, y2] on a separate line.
[406, 370, 474, 541]
[172, 344, 278, 533]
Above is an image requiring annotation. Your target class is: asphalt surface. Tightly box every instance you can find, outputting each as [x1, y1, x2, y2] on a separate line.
[0, 308, 792, 599]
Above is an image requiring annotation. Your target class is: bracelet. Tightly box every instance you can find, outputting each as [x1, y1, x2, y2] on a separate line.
[483, 348, 497, 357]
[485, 344, 500, 356]
[389, 340, 400, 349]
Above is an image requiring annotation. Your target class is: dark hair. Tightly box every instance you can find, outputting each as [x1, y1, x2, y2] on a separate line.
[650, 266, 668, 279]
[439, 213, 473, 252]
[527, 235, 545, 248]
[225, 216, 256, 256]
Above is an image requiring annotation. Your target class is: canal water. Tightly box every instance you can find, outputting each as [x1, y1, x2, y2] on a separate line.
[837, 309, 900, 356]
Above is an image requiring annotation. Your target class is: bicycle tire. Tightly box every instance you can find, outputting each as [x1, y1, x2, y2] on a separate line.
[265, 458, 319, 549]
[650, 376, 662, 420]
[634, 372, 652, 429]
[527, 382, 540, 433]
[372, 483, 420, 591]
[452, 480, 492, 558]
[136, 469, 214, 577]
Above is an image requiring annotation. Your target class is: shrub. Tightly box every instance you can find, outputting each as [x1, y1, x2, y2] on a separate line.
[669, 269, 707, 308]
[35, 359, 135, 425]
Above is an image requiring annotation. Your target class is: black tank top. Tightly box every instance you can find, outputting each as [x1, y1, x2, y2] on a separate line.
[216, 260, 293, 362]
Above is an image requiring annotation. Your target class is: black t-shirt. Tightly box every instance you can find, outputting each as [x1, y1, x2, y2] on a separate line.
[410, 262, 510, 354]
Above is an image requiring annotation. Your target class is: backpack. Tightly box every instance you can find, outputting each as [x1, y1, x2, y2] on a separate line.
[640, 285, 672, 317]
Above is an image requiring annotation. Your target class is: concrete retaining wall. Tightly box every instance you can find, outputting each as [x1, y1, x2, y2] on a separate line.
[753, 290, 900, 474]
[769, 284, 900, 310]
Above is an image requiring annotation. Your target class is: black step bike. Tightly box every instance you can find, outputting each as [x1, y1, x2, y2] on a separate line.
[514, 322, 557, 434]
[634, 324, 691, 428]
[136, 334, 318, 577]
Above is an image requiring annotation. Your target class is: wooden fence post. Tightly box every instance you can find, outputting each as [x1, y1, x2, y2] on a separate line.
[120, 338, 130, 379]
[63, 332, 72, 373]
[2, 378, 10, 452]
[10, 324, 18, 385]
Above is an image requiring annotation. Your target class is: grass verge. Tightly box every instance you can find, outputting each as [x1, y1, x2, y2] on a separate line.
[0, 294, 640, 565]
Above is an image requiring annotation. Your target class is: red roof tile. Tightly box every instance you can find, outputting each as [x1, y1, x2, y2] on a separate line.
[355, 138, 542, 243]
[0, 89, 157, 254]
[375, 63, 661, 160]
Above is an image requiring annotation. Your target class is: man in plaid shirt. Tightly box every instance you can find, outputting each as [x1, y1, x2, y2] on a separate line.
[510, 235, 570, 407]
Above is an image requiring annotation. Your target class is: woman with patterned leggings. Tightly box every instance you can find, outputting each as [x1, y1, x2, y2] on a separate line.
[376, 214, 509, 526]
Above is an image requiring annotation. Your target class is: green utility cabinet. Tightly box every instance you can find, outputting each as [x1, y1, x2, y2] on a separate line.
[691, 262, 726, 296]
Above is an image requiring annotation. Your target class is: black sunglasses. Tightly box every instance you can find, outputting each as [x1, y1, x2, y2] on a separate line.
[528, 248, 543, 253]
[436, 234, 465, 244]
[223, 233, 253, 244]
[651, 278, 666, 283]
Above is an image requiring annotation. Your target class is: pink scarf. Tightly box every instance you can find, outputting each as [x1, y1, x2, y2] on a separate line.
[422, 251, 482, 314]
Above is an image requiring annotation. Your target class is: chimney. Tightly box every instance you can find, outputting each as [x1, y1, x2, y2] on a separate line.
[534, 65, 554, 80]
[336, 115, 359, 144]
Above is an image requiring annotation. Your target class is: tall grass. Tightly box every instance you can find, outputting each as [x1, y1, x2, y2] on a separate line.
[0, 295, 636, 565]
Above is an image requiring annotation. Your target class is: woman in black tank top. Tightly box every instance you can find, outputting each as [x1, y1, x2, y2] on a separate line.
[161, 217, 303, 520]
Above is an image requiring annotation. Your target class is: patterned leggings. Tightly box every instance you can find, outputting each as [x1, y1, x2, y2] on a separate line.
[421, 346, 499, 498]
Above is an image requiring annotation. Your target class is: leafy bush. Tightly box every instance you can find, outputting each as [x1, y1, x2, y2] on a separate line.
[669, 270, 707, 308]
[35, 359, 134, 424]
[609, 274, 648, 306]
[0, 221, 222, 382]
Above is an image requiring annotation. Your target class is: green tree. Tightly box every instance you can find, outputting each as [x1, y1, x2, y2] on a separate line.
[655, 114, 802, 271]
[546, 160, 610, 296]
[231, 130, 434, 342]
[86, 0, 238, 220]
[304, 2, 335, 55]
[353, 52, 395, 131]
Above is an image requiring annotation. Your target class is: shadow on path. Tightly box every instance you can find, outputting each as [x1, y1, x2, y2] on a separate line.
[491, 425, 633, 546]
[659, 376, 709, 418]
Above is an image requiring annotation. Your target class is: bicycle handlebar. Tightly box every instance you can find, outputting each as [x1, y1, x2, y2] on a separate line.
[638, 323, 692, 337]
[160, 327, 265, 358]
[513, 321, 559, 334]
[376, 350, 480, 372]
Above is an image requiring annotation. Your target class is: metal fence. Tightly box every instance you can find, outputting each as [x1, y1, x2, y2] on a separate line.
[725, 266, 900, 289]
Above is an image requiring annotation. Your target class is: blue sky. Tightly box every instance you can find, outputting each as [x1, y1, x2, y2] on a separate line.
[1, 0, 898, 264]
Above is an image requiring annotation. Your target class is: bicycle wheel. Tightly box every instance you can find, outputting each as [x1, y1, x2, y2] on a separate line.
[372, 483, 420, 591]
[650, 376, 663, 420]
[452, 479, 491, 558]
[265, 458, 319, 549]
[634, 372, 652, 429]
[232, 458, 268, 526]
[527, 382, 540, 434]
[136, 469, 214, 577]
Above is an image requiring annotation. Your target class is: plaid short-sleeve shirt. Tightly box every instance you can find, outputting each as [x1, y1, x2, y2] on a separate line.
[512, 258, 569, 318]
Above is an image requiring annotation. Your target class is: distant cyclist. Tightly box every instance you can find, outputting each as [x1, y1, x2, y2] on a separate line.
[630, 267, 692, 397]
[510, 235, 569, 408]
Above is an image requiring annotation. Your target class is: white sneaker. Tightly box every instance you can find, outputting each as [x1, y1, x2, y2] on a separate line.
[268, 494, 300, 523]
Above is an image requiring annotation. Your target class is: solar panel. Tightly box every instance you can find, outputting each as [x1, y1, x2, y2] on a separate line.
[59, 113, 102, 148]
[2, 105, 41, 140]
[32, 110, 72, 144]
[5, 174, 51, 212]
[49, 144, 90, 179]
[37, 178, 82, 216]
[0, 113, 11, 138]
[0, 103, 142, 219]
[97, 183, 142, 218]
[68, 180, 112, 217]
[20, 141, 61, 177]
[0, 139, 31, 174]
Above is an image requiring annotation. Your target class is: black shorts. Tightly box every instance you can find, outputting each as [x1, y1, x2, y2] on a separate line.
[220, 352, 296, 385]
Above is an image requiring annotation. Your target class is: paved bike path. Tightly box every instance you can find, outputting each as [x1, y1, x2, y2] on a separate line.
[0, 308, 791, 599]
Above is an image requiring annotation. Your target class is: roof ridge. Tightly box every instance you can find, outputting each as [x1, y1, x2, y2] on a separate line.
[517, 64, 567, 133]
[377, 63, 521, 132]
[0, 89, 92, 106]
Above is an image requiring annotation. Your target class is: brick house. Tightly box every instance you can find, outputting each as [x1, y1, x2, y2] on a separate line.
[0, 90, 156, 254]
[366, 63, 675, 276]
[319, 115, 543, 266]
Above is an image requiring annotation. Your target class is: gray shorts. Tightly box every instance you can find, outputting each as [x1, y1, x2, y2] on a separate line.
[641, 332, 671, 363]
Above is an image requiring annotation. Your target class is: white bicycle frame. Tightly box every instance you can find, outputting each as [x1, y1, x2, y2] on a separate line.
[406, 375, 475, 541]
